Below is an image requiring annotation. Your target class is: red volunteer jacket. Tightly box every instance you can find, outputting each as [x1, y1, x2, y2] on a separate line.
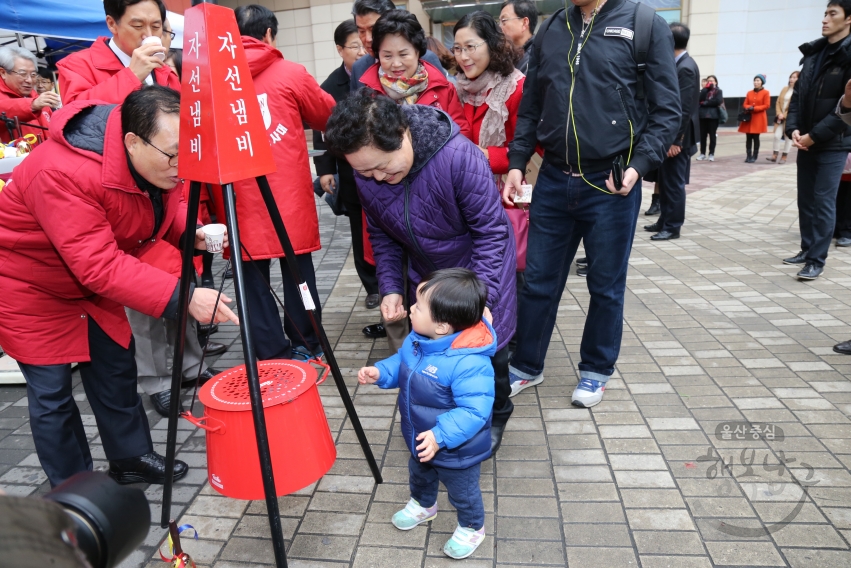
[58, 37, 181, 104]
[0, 79, 52, 144]
[460, 75, 525, 175]
[360, 60, 473, 140]
[213, 37, 334, 260]
[0, 102, 187, 365]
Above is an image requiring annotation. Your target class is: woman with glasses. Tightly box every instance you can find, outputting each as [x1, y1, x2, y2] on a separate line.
[358, 10, 471, 140]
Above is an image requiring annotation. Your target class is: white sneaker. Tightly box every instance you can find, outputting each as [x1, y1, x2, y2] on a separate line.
[444, 525, 486, 559]
[508, 370, 544, 398]
[391, 498, 437, 530]
[696, 154, 706, 161]
[571, 378, 605, 408]
[708, 154, 715, 162]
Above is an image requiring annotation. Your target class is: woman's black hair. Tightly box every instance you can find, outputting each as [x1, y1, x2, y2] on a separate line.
[371, 10, 428, 59]
[706, 74, 718, 86]
[419, 268, 487, 331]
[334, 20, 359, 47]
[324, 88, 408, 156]
[453, 11, 519, 77]
[166, 48, 182, 82]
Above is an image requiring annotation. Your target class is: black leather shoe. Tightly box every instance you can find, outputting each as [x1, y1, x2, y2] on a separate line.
[651, 230, 680, 241]
[576, 265, 588, 277]
[575, 257, 588, 267]
[490, 421, 506, 454]
[108, 451, 188, 485]
[797, 263, 823, 280]
[644, 222, 660, 232]
[782, 251, 808, 265]
[365, 294, 380, 309]
[838, 237, 851, 247]
[203, 341, 227, 357]
[150, 390, 184, 417]
[362, 323, 387, 339]
[224, 267, 233, 279]
[183, 367, 222, 387]
[200, 275, 215, 289]
[644, 200, 660, 216]
[197, 322, 219, 336]
[834, 340, 851, 355]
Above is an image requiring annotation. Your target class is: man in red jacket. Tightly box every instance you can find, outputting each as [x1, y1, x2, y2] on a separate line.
[0, 87, 237, 488]
[227, 5, 335, 361]
[0, 46, 58, 143]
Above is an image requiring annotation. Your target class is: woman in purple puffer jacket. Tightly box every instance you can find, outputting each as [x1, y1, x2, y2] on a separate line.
[325, 89, 516, 452]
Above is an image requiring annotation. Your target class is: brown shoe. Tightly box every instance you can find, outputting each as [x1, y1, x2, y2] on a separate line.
[779, 153, 788, 164]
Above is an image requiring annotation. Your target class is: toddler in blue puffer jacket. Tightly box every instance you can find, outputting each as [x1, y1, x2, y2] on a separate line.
[359, 268, 496, 560]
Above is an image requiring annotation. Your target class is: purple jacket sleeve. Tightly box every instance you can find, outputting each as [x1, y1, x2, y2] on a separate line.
[363, 202, 406, 297]
[450, 143, 515, 308]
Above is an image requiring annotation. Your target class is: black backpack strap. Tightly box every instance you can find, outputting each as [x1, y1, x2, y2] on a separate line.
[533, 8, 564, 57]
[633, 1, 655, 100]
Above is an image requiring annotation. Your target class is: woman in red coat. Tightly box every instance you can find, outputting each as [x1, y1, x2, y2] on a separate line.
[738, 74, 771, 163]
[359, 10, 472, 140]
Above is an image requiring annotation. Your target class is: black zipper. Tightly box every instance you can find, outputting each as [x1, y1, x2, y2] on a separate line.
[404, 180, 438, 272]
[617, 88, 632, 122]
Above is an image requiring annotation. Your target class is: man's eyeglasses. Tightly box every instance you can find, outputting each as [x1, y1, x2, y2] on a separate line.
[5, 70, 39, 80]
[498, 16, 524, 26]
[343, 43, 365, 52]
[141, 136, 178, 166]
[451, 41, 486, 56]
[164, 30, 176, 41]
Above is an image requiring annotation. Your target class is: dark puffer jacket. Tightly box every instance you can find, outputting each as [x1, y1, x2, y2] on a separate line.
[356, 105, 517, 350]
[786, 34, 851, 151]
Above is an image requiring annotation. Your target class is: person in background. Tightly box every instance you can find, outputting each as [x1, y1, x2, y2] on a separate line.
[426, 36, 457, 78]
[498, 0, 537, 74]
[0, 46, 57, 144]
[231, 5, 336, 362]
[768, 71, 799, 164]
[313, 20, 381, 315]
[739, 74, 769, 163]
[162, 17, 175, 51]
[57, 0, 180, 103]
[165, 48, 182, 80]
[784, 0, 851, 281]
[350, 0, 446, 91]
[358, 10, 471, 140]
[696, 74, 723, 162]
[35, 69, 56, 95]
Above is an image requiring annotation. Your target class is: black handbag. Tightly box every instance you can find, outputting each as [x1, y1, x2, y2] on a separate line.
[737, 110, 752, 123]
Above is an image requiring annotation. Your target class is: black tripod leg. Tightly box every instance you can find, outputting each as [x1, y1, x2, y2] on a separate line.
[254, 175, 383, 484]
[161, 180, 202, 529]
[221, 183, 289, 568]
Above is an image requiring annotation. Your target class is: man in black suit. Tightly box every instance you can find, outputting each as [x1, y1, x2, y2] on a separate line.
[646, 22, 700, 241]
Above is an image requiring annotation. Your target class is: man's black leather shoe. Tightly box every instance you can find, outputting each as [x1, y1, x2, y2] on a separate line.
[575, 257, 588, 268]
[365, 294, 380, 309]
[183, 367, 222, 387]
[108, 451, 188, 485]
[783, 251, 808, 265]
[651, 230, 680, 241]
[797, 263, 823, 280]
[224, 267, 233, 279]
[834, 340, 851, 355]
[644, 222, 660, 232]
[362, 323, 387, 339]
[576, 265, 588, 277]
[200, 275, 215, 289]
[150, 390, 183, 417]
[203, 341, 227, 357]
[490, 422, 506, 454]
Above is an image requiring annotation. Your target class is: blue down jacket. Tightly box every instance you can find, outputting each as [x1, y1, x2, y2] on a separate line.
[375, 319, 497, 469]
[356, 105, 517, 350]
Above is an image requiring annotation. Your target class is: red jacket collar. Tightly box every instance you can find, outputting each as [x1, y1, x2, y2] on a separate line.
[0, 77, 37, 101]
[359, 60, 449, 94]
[241, 36, 283, 77]
[89, 36, 173, 84]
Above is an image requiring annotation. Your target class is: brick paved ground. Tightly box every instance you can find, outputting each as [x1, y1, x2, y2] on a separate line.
[4, 132, 851, 567]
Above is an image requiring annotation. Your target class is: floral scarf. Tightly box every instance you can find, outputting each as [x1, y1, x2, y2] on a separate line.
[455, 68, 523, 147]
[379, 63, 429, 105]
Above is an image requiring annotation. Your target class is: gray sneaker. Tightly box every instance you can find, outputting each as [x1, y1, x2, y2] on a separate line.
[708, 154, 715, 162]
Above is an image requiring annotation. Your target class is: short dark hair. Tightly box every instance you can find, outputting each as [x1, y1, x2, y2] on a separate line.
[669, 22, 690, 50]
[419, 268, 487, 331]
[334, 20, 359, 47]
[372, 10, 427, 58]
[325, 89, 408, 156]
[235, 4, 278, 42]
[353, 0, 396, 17]
[828, 0, 851, 18]
[121, 85, 180, 140]
[103, 0, 166, 23]
[166, 48, 182, 82]
[501, 0, 538, 33]
[454, 11, 519, 77]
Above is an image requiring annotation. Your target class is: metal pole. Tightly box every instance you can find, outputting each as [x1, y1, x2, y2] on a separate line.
[161, 181, 202, 528]
[254, 175, 382, 484]
[221, 183, 289, 568]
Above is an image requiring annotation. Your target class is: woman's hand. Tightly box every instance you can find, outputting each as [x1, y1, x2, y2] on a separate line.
[381, 293, 408, 322]
[777, 113, 785, 121]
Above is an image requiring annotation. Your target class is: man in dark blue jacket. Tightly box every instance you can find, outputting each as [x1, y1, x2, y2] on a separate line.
[503, 0, 680, 408]
[783, 0, 851, 280]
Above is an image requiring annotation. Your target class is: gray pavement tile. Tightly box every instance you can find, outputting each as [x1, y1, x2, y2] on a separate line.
[565, 546, 638, 568]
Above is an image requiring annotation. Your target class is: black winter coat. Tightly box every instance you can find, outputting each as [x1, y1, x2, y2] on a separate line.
[786, 34, 851, 152]
[698, 87, 723, 120]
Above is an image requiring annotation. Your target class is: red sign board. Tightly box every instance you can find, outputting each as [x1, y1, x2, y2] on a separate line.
[177, 3, 276, 184]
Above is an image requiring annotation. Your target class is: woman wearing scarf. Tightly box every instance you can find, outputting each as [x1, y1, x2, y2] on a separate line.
[359, 10, 472, 140]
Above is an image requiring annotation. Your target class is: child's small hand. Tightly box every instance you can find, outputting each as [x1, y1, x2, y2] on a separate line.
[416, 430, 439, 462]
[358, 366, 380, 385]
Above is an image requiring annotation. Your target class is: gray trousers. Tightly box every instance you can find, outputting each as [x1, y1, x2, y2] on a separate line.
[125, 309, 207, 395]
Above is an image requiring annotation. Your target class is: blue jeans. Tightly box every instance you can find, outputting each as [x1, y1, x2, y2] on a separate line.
[510, 163, 641, 383]
[409, 457, 484, 529]
[797, 150, 847, 267]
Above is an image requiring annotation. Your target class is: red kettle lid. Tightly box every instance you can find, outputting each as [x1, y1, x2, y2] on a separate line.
[199, 360, 318, 412]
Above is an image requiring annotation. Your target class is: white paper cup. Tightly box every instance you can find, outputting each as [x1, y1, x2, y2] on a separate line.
[203, 224, 226, 254]
[514, 184, 534, 204]
[142, 35, 166, 61]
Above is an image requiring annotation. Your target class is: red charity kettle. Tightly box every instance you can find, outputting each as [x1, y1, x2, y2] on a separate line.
[183, 360, 336, 500]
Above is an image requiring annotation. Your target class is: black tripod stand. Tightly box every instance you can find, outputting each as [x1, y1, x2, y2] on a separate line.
[160, 177, 383, 568]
